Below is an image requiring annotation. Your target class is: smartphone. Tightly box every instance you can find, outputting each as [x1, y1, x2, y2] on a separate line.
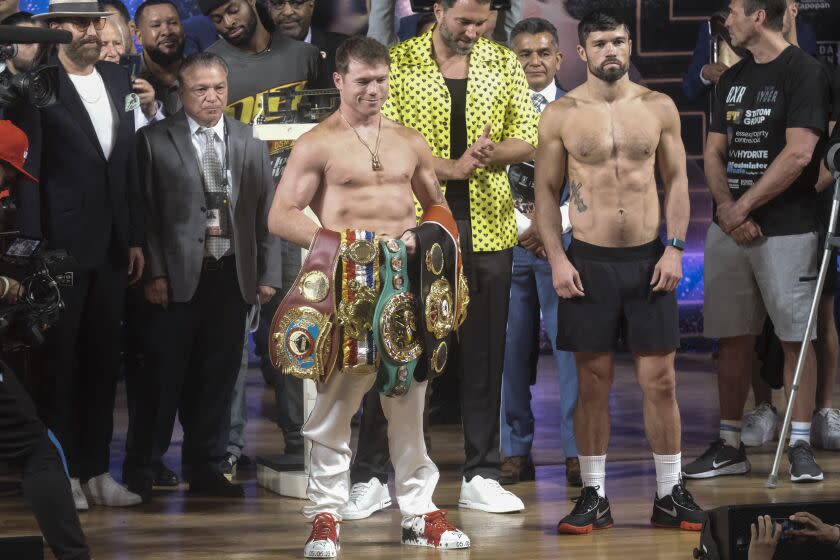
[119, 53, 142, 80]
[771, 518, 805, 541]
[6, 237, 41, 258]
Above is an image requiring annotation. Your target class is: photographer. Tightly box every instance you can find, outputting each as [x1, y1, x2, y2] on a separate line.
[0, 119, 91, 560]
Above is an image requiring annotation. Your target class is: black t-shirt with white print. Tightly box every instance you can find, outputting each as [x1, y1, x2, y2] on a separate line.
[711, 45, 829, 236]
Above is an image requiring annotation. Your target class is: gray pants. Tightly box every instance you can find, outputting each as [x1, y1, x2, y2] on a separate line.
[226, 334, 251, 458]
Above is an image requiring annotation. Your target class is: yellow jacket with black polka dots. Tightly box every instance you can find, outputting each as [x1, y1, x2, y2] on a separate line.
[382, 30, 538, 253]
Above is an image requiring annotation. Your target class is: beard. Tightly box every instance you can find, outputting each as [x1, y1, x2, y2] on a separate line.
[65, 36, 102, 68]
[438, 19, 474, 56]
[589, 58, 628, 83]
[145, 39, 184, 66]
[222, 6, 258, 46]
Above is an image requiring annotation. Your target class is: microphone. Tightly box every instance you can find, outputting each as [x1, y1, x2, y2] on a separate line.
[0, 25, 72, 44]
[825, 138, 840, 175]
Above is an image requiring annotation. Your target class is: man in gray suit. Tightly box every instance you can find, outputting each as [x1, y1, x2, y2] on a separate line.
[124, 51, 283, 499]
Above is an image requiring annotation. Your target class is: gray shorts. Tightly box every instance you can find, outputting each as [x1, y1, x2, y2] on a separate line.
[703, 223, 818, 342]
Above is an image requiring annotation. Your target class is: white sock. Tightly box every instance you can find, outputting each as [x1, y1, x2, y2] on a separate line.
[789, 421, 811, 446]
[720, 419, 742, 448]
[653, 453, 682, 498]
[579, 455, 606, 497]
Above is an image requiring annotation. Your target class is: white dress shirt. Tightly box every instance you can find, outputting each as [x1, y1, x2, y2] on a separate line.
[187, 114, 227, 175]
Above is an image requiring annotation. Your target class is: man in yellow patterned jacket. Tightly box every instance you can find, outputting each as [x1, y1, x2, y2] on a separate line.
[343, 0, 538, 518]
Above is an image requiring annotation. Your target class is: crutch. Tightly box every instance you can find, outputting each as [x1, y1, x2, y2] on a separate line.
[767, 172, 840, 488]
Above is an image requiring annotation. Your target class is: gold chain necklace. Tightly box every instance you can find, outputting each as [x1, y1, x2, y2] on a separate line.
[339, 110, 383, 171]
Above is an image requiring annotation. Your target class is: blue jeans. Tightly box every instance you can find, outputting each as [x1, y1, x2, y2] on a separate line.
[501, 245, 578, 459]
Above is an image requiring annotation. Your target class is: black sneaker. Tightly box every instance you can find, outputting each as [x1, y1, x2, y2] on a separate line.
[651, 480, 706, 531]
[788, 441, 824, 482]
[557, 486, 614, 534]
[220, 453, 238, 482]
[682, 439, 750, 479]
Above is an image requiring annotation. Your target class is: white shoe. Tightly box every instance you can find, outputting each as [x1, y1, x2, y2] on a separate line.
[741, 403, 778, 447]
[458, 475, 524, 513]
[339, 478, 392, 520]
[401, 510, 470, 549]
[304, 513, 339, 558]
[812, 409, 840, 450]
[70, 477, 89, 511]
[85, 473, 142, 507]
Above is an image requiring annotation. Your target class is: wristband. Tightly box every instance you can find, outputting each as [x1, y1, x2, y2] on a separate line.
[666, 238, 685, 251]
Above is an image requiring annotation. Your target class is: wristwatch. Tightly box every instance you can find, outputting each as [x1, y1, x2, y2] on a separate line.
[666, 238, 685, 251]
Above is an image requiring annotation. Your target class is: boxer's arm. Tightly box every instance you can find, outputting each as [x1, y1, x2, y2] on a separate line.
[410, 131, 449, 212]
[656, 96, 690, 241]
[268, 133, 324, 248]
[535, 101, 569, 264]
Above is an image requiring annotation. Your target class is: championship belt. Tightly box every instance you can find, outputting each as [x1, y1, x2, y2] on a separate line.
[414, 205, 466, 380]
[337, 230, 380, 375]
[269, 228, 341, 383]
[373, 238, 422, 397]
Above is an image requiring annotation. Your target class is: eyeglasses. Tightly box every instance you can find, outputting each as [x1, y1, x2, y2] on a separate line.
[268, 0, 309, 8]
[63, 17, 107, 32]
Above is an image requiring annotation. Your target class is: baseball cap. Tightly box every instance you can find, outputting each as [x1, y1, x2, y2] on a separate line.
[0, 120, 38, 183]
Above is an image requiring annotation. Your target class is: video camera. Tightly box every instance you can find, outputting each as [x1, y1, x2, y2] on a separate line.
[0, 25, 71, 109]
[0, 237, 72, 349]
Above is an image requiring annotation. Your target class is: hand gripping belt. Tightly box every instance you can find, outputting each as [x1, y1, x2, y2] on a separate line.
[269, 228, 342, 383]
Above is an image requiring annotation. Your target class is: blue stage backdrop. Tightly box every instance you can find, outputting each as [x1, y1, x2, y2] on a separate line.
[16, 0, 840, 346]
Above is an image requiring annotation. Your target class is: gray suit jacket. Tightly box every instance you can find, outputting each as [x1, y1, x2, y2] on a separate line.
[138, 110, 283, 304]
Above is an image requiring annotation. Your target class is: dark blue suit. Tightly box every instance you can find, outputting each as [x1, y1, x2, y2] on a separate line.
[501, 86, 579, 462]
[682, 19, 817, 101]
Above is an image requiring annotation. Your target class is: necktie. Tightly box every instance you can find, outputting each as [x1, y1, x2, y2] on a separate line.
[200, 127, 230, 260]
[531, 92, 548, 114]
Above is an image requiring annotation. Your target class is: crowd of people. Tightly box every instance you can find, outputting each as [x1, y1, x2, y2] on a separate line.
[0, 0, 839, 558]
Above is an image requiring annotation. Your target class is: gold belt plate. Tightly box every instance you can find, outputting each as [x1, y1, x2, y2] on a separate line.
[379, 292, 423, 363]
[425, 278, 455, 340]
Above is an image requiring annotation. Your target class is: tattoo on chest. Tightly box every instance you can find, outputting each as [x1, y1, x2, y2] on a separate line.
[570, 181, 588, 213]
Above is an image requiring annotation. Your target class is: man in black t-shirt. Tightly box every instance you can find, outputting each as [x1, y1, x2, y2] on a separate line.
[684, 0, 830, 483]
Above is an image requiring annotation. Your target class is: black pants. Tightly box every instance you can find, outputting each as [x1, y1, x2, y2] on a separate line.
[37, 260, 126, 480]
[0, 363, 90, 560]
[350, 218, 513, 481]
[125, 256, 248, 478]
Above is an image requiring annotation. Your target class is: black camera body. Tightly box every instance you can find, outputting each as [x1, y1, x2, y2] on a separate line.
[0, 24, 71, 109]
[0, 238, 72, 349]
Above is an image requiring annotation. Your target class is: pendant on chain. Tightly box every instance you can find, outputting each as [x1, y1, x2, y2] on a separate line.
[372, 155, 382, 171]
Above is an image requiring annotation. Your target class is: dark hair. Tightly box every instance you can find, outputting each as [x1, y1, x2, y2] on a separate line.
[438, 0, 491, 9]
[743, 0, 786, 31]
[563, 0, 636, 20]
[134, 0, 180, 26]
[335, 35, 390, 75]
[510, 17, 559, 48]
[101, 0, 131, 24]
[577, 9, 631, 46]
[177, 51, 229, 85]
[1, 11, 34, 26]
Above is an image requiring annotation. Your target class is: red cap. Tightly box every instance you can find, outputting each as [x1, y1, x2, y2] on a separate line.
[0, 120, 38, 183]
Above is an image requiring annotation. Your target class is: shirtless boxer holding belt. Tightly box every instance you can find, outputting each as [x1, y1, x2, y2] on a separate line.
[535, 10, 705, 534]
[268, 36, 470, 558]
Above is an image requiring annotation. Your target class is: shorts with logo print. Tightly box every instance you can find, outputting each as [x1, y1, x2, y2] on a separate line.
[703, 223, 818, 342]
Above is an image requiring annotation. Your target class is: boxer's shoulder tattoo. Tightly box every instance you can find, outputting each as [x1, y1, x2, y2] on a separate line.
[570, 181, 588, 213]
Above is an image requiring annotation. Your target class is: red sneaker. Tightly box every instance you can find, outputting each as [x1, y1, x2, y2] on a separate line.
[304, 513, 340, 558]
[401, 509, 471, 549]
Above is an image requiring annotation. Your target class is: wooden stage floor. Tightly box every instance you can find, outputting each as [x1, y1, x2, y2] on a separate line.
[2, 353, 840, 559]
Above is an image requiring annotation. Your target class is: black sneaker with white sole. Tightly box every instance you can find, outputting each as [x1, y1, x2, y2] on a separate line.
[788, 441, 824, 482]
[682, 439, 750, 479]
[557, 486, 614, 534]
[650, 480, 706, 531]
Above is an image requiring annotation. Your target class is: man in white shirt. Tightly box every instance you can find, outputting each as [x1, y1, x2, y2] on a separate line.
[499, 16, 580, 488]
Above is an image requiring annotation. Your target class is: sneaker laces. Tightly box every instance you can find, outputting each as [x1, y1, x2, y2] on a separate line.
[309, 514, 338, 542]
[824, 409, 840, 431]
[671, 481, 700, 511]
[789, 441, 817, 465]
[423, 509, 457, 534]
[568, 486, 601, 514]
[348, 481, 371, 504]
[482, 478, 512, 497]
[697, 439, 727, 460]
